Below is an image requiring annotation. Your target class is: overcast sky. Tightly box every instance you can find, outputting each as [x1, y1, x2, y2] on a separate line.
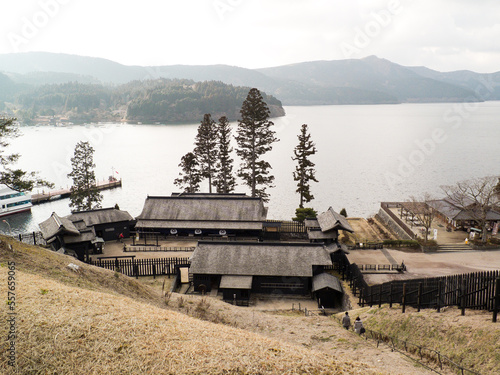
[1, 0, 500, 72]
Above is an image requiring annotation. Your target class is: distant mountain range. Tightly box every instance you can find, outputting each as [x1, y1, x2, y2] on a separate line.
[1, 52, 499, 107]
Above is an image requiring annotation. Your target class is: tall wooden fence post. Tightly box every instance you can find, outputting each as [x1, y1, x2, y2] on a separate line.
[493, 277, 500, 323]
[437, 280, 442, 313]
[389, 283, 393, 308]
[402, 283, 406, 314]
[378, 284, 383, 308]
[417, 282, 423, 312]
[461, 278, 466, 316]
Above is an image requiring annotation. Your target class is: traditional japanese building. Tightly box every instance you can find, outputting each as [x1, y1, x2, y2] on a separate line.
[135, 193, 268, 238]
[39, 207, 134, 260]
[305, 207, 354, 243]
[428, 197, 500, 232]
[66, 207, 135, 241]
[39, 212, 98, 261]
[189, 241, 334, 304]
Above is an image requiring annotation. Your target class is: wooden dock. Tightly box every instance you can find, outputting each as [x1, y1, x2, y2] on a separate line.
[32, 179, 122, 204]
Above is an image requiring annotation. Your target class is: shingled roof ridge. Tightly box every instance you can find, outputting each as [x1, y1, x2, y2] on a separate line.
[197, 241, 325, 248]
[146, 195, 262, 201]
[71, 207, 117, 214]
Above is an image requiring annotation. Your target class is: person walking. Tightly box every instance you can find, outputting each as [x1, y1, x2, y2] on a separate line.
[353, 316, 364, 335]
[342, 312, 351, 330]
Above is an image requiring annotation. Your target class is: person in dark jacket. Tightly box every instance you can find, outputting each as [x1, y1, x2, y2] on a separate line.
[342, 312, 351, 330]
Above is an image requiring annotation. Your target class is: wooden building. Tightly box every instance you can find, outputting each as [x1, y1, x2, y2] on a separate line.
[135, 193, 268, 238]
[312, 273, 344, 308]
[305, 207, 354, 243]
[66, 207, 135, 241]
[189, 241, 334, 304]
[39, 207, 134, 261]
[39, 212, 98, 262]
[428, 197, 500, 231]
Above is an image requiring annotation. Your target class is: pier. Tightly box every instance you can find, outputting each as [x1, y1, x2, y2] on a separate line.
[32, 179, 122, 204]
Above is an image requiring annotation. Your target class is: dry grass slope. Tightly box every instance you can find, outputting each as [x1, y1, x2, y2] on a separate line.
[0, 236, 385, 374]
[361, 305, 500, 374]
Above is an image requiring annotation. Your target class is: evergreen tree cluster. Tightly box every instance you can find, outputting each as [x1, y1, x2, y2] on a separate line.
[175, 114, 236, 195]
[175, 88, 318, 206]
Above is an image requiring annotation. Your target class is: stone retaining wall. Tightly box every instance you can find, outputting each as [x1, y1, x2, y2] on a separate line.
[376, 209, 413, 240]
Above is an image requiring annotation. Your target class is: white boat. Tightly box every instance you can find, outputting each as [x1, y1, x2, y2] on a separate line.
[0, 185, 32, 217]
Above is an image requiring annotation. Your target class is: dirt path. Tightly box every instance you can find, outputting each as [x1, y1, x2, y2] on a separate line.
[168, 293, 438, 374]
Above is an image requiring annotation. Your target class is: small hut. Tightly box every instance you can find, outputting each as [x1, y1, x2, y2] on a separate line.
[305, 207, 354, 243]
[312, 273, 344, 308]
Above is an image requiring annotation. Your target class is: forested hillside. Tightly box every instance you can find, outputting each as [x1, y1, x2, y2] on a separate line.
[126, 80, 284, 123]
[6, 79, 284, 124]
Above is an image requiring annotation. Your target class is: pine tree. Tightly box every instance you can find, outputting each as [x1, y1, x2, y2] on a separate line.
[235, 88, 279, 202]
[194, 114, 218, 193]
[292, 207, 318, 223]
[68, 141, 102, 212]
[174, 152, 201, 193]
[292, 124, 318, 208]
[214, 116, 236, 193]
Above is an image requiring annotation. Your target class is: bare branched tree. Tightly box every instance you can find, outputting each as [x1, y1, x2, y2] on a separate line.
[441, 176, 500, 243]
[407, 193, 441, 242]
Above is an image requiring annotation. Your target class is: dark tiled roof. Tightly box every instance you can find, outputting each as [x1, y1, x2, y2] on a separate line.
[67, 208, 134, 226]
[312, 273, 343, 293]
[39, 212, 80, 241]
[190, 242, 332, 277]
[317, 207, 353, 233]
[39, 212, 97, 244]
[136, 194, 267, 230]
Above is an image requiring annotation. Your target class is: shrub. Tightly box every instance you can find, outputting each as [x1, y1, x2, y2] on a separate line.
[418, 239, 438, 247]
[382, 239, 420, 248]
[292, 207, 317, 222]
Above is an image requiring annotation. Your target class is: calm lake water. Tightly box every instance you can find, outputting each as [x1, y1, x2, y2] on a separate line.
[5, 102, 500, 234]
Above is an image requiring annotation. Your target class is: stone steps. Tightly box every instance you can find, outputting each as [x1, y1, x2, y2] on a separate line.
[437, 243, 472, 252]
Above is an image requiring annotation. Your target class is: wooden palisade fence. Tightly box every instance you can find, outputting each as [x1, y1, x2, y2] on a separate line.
[89, 257, 190, 279]
[18, 231, 46, 246]
[333, 251, 500, 322]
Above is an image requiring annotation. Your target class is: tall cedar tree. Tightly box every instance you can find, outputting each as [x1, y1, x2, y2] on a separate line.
[67, 141, 102, 212]
[194, 114, 218, 193]
[292, 124, 318, 208]
[235, 88, 279, 202]
[0, 118, 53, 191]
[174, 152, 202, 193]
[214, 116, 236, 193]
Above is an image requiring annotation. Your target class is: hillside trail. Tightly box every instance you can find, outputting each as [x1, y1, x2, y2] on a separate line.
[233, 310, 440, 375]
[169, 292, 442, 375]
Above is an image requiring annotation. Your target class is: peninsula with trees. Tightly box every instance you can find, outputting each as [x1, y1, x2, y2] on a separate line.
[1, 78, 285, 125]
